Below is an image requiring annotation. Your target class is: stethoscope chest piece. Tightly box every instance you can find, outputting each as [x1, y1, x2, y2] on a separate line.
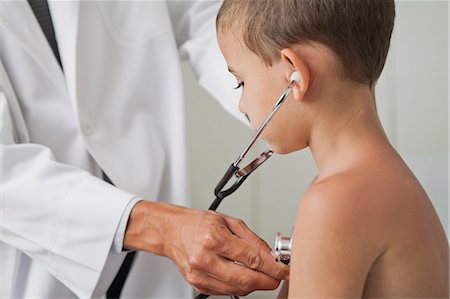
[273, 232, 292, 265]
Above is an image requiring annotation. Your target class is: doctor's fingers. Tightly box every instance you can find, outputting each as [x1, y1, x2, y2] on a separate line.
[187, 270, 253, 296]
[220, 233, 290, 281]
[211, 254, 282, 293]
[184, 270, 232, 296]
[187, 257, 279, 296]
[223, 216, 272, 253]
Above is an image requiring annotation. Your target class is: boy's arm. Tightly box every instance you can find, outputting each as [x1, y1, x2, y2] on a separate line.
[289, 183, 383, 298]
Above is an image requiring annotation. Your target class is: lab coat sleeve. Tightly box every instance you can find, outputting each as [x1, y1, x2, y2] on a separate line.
[167, 0, 248, 125]
[0, 88, 135, 297]
[112, 196, 142, 253]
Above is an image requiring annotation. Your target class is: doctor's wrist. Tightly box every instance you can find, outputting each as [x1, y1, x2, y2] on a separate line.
[123, 200, 163, 254]
[123, 200, 186, 256]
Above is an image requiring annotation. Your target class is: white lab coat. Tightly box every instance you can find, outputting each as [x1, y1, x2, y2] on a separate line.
[0, 1, 241, 298]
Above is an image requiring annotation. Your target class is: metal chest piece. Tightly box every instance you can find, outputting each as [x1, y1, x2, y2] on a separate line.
[273, 232, 292, 265]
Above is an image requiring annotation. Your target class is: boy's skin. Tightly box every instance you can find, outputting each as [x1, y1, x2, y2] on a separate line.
[218, 30, 449, 298]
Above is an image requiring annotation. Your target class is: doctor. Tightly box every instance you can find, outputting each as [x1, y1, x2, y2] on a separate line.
[0, 1, 288, 298]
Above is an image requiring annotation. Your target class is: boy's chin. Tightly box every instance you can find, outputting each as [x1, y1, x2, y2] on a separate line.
[270, 143, 307, 155]
[270, 144, 295, 155]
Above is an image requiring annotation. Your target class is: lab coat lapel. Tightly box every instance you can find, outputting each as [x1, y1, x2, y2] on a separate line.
[47, 0, 81, 106]
[0, 0, 67, 94]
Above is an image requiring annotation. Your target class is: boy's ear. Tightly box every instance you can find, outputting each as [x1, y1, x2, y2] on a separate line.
[281, 48, 310, 101]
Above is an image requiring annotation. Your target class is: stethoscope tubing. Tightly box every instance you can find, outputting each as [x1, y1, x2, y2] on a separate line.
[195, 78, 299, 299]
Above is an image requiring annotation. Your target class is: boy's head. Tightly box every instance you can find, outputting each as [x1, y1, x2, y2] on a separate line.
[217, 0, 395, 86]
[216, 0, 395, 154]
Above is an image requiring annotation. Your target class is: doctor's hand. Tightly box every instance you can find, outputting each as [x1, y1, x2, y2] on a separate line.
[124, 201, 289, 296]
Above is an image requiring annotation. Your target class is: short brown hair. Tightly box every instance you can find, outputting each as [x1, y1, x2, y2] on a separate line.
[217, 0, 395, 86]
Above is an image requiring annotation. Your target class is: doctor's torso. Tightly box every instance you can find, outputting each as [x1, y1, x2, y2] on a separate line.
[0, 1, 205, 297]
[0, 0, 189, 201]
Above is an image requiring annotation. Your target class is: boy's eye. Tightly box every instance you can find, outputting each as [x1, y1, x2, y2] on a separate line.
[234, 82, 244, 89]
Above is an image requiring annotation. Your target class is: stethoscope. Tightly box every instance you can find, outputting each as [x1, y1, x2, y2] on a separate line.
[195, 71, 300, 299]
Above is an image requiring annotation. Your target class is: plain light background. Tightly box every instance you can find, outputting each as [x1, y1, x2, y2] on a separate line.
[183, 1, 448, 298]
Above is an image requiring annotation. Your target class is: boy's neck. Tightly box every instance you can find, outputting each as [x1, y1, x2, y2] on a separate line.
[307, 82, 392, 181]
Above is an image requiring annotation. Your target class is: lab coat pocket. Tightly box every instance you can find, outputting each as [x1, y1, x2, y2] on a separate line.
[97, 1, 172, 47]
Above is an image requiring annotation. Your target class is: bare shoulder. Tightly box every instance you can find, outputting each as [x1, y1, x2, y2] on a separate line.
[302, 171, 386, 216]
[289, 164, 449, 297]
[292, 162, 434, 258]
[294, 160, 429, 245]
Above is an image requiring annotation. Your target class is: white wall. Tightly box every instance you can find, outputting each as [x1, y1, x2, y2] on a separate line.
[183, 1, 448, 298]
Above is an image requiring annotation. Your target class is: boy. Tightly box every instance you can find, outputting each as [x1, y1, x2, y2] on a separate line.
[216, 0, 449, 298]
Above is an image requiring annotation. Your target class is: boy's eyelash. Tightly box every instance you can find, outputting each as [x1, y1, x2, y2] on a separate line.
[234, 82, 244, 89]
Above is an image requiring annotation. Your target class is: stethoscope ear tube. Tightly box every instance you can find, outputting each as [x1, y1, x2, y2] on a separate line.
[210, 164, 250, 211]
[213, 164, 239, 196]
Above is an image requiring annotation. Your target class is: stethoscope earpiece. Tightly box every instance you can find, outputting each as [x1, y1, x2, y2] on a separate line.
[290, 70, 301, 83]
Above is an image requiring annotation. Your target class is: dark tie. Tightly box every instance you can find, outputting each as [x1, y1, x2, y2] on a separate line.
[27, 0, 63, 69]
[28, 1, 135, 297]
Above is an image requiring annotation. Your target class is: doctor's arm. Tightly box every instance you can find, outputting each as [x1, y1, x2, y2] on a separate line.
[0, 95, 135, 298]
[167, 0, 247, 124]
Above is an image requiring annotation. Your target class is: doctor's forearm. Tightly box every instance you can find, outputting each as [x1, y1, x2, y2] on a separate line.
[123, 200, 188, 255]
